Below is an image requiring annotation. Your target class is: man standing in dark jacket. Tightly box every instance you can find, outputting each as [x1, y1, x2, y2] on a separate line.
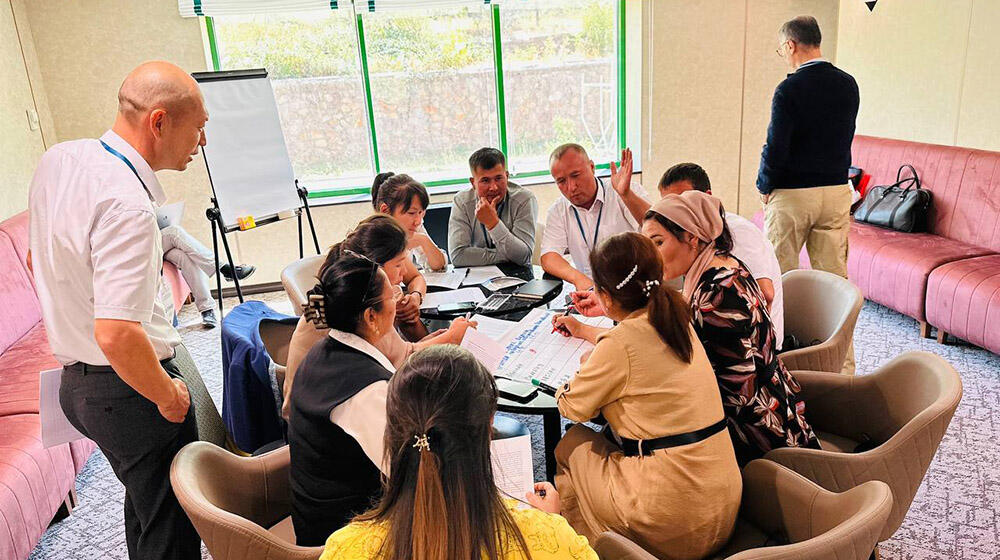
[758, 15, 859, 278]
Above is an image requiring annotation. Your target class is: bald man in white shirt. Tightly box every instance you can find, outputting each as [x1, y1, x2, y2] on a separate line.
[28, 61, 207, 560]
[540, 144, 651, 290]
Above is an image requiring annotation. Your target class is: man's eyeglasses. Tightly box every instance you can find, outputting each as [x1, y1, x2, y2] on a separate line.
[775, 40, 793, 57]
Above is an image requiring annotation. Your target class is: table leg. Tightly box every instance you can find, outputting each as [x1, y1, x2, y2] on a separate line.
[543, 410, 562, 481]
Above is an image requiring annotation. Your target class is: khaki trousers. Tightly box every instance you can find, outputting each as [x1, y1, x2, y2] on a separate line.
[765, 184, 855, 374]
[764, 184, 852, 277]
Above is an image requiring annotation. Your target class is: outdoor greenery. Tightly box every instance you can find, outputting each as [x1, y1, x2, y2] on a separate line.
[210, 0, 617, 188]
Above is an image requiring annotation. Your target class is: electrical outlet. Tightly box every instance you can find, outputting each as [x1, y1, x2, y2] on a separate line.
[26, 109, 40, 131]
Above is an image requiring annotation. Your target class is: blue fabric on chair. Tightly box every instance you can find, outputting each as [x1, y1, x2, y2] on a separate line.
[221, 301, 298, 453]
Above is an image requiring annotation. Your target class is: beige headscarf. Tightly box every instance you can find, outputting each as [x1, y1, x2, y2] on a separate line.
[648, 191, 725, 300]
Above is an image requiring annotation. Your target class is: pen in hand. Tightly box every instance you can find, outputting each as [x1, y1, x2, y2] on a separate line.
[550, 305, 574, 336]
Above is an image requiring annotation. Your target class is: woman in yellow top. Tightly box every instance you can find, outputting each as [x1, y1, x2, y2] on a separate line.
[322, 345, 597, 560]
[551, 232, 742, 560]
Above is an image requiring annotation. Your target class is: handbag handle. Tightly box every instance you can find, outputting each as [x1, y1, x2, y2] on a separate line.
[895, 164, 921, 192]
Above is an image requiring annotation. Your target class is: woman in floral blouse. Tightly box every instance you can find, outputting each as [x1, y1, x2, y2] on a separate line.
[573, 190, 818, 465]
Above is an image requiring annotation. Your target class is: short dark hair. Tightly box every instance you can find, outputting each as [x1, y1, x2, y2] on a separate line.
[780, 16, 822, 47]
[468, 147, 506, 174]
[658, 163, 711, 193]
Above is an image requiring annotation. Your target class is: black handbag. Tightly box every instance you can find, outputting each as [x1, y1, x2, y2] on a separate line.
[853, 164, 932, 232]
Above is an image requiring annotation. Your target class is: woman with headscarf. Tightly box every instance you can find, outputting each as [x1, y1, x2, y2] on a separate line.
[563, 190, 818, 466]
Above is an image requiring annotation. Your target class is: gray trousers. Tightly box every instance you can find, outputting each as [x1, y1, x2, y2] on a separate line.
[60, 359, 200, 560]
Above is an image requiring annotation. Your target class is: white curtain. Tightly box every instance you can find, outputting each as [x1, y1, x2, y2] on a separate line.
[178, 0, 502, 17]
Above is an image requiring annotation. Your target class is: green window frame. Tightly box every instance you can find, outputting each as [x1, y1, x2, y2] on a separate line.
[204, 0, 629, 202]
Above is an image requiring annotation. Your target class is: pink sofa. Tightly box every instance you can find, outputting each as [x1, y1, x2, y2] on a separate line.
[0, 211, 96, 560]
[750, 136, 1000, 355]
[848, 136, 1000, 354]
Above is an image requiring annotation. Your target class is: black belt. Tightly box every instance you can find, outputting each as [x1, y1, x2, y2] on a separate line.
[608, 418, 729, 457]
[67, 358, 174, 375]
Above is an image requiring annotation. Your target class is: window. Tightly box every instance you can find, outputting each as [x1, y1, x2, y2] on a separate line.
[204, 0, 626, 201]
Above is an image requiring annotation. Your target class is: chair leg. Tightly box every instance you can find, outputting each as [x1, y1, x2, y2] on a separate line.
[936, 329, 949, 345]
[869, 545, 880, 560]
[919, 321, 931, 338]
[52, 488, 77, 524]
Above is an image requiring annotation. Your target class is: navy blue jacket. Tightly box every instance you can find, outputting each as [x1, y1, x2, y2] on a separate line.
[756, 61, 859, 194]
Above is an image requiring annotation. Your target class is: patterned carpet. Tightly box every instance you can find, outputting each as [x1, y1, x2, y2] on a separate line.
[28, 292, 1000, 559]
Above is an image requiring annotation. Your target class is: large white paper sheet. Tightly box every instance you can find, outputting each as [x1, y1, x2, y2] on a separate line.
[460, 327, 506, 373]
[496, 309, 613, 387]
[39, 368, 85, 448]
[468, 314, 517, 341]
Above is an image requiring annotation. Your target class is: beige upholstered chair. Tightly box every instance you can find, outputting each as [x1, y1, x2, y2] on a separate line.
[778, 269, 863, 373]
[593, 460, 891, 560]
[171, 442, 323, 560]
[532, 221, 545, 266]
[281, 254, 324, 316]
[766, 351, 962, 543]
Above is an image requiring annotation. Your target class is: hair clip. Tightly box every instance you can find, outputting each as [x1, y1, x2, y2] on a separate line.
[642, 279, 661, 296]
[616, 265, 639, 290]
[303, 292, 329, 328]
[412, 433, 431, 452]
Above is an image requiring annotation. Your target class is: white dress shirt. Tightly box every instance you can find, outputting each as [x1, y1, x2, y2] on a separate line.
[541, 177, 649, 278]
[726, 212, 785, 348]
[327, 329, 394, 474]
[28, 130, 181, 366]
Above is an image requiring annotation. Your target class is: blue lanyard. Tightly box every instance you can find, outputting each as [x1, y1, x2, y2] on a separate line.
[570, 180, 604, 251]
[100, 140, 152, 199]
[480, 194, 507, 250]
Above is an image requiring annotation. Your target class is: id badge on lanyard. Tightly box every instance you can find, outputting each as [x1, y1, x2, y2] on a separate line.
[571, 179, 604, 251]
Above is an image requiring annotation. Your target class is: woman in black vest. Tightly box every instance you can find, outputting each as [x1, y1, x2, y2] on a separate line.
[288, 251, 399, 546]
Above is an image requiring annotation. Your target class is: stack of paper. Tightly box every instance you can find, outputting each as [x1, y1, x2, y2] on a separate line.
[461, 265, 504, 286]
[468, 314, 517, 341]
[491, 434, 534, 500]
[423, 269, 466, 290]
[419, 287, 486, 310]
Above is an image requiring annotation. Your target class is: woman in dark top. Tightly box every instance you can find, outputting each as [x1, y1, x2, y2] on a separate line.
[641, 191, 819, 465]
[288, 251, 399, 546]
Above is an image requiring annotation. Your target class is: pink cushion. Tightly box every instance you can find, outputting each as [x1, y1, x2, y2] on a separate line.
[0, 233, 41, 355]
[926, 255, 1000, 354]
[847, 222, 992, 321]
[0, 211, 31, 273]
[163, 261, 192, 314]
[0, 323, 61, 417]
[0, 414, 75, 560]
[949, 151, 1000, 252]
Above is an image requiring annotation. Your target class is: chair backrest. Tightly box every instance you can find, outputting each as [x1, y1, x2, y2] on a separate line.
[727, 460, 891, 559]
[281, 255, 324, 316]
[424, 202, 452, 254]
[766, 351, 962, 541]
[595, 460, 891, 560]
[170, 442, 323, 560]
[782, 269, 863, 346]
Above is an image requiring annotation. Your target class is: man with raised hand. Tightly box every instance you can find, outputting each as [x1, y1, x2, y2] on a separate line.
[540, 144, 650, 290]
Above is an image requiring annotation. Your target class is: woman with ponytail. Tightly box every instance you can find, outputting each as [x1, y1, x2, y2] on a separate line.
[321, 346, 597, 560]
[371, 172, 446, 271]
[549, 232, 741, 560]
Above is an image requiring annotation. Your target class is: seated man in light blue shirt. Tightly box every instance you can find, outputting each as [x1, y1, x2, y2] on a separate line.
[447, 147, 538, 267]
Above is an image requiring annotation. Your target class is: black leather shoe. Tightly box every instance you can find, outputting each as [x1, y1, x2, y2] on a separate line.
[220, 263, 256, 282]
